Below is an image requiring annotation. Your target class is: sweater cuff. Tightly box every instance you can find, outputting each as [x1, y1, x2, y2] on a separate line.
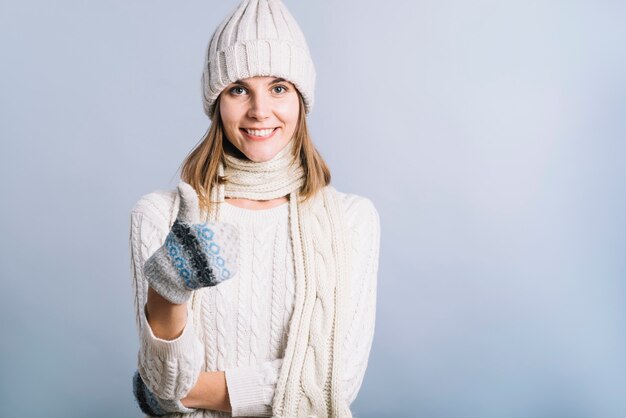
[139, 304, 204, 400]
[225, 358, 283, 417]
[141, 304, 197, 357]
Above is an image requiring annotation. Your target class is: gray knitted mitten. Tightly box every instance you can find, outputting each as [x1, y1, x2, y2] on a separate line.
[144, 180, 239, 304]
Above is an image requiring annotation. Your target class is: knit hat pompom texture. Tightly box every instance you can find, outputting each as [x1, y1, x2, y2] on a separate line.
[201, 0, 316, 117]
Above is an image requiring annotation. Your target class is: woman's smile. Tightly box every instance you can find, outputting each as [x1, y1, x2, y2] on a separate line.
[240, 127, 279, 141]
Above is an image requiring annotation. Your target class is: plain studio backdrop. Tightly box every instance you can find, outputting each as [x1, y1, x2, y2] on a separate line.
[1, 1, 625, 417]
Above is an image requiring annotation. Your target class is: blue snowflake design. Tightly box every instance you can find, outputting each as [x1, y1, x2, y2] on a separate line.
[164, 234, 197, 289]
[192, 224, 232, 283]
[166, 220, 217, 289]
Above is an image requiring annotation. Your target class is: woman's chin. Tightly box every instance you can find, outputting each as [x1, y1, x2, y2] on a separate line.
[245, 153, 276, 163]
[240, 147, 282, 163]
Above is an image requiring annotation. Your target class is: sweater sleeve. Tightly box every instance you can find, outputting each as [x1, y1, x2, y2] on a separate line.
[129, 194, 204, 400]
[224, 358, 283, 417]
[340, 195, 381, 405]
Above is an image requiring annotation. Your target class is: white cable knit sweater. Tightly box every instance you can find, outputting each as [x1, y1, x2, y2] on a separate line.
[130, 187, 380, 417]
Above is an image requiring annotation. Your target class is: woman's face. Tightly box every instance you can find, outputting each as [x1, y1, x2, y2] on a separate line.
[220, 76, 300, 162]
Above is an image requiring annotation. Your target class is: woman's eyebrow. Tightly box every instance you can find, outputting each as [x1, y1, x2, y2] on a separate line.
[233, 77, 287, 86]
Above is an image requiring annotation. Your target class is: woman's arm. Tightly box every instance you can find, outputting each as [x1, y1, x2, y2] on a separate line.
[181, 370, 232, 412]
[142, 288, 232, 412]
[130, 198, 204, 401]
[340, 195, 381, 405]
[139, 351, 283, 415]
[144, 287, 235, 410]
[132, 192, 282, 415]
[179, 358, 284, 416]
[145, 287, 187, 340]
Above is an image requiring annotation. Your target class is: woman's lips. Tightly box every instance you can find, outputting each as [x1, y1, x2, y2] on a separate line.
[240, 127, 278, 141]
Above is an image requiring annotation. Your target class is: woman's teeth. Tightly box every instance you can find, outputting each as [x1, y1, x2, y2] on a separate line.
[244, 128, 275, 137]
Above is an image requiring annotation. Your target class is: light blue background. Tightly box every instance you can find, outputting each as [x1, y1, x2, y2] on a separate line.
[1, 1, 625, 417]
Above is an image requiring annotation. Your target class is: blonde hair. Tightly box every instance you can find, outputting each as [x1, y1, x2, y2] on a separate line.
[179, 91, 331, 214]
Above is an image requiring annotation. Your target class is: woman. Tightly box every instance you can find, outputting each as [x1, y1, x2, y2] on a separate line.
[129, 0, 380, 417]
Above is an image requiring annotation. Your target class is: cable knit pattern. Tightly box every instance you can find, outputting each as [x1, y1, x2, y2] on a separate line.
[339, 198, 380, 405]
[129, 187, 380, 417]
[281, 237, 296, 356]
[249, 227, 263, 366]
[236, 230, 251, 369]
[296, 192, 337, 416]
[138, 308, 204, 400]
[270, 218, 289, 357]
[130, 198, 205, 402]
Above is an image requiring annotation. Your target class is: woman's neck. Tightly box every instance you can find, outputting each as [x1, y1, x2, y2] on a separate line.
[224, 196, 288, 210]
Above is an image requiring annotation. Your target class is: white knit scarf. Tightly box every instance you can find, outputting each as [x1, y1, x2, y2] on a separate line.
[200, 140, 352, 418]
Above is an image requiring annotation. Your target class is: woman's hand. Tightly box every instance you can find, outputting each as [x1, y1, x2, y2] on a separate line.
[144, 180, 239, 305]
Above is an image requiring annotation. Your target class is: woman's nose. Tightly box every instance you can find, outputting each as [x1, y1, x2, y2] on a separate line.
[247, 94, 270, 120]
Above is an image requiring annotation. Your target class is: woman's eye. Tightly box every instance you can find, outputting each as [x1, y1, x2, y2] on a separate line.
[273, 85, 287, 94]
[230, 86, 247, 95]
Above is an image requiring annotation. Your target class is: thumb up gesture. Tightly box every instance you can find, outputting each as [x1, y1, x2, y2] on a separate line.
[144, 180, 239, 304]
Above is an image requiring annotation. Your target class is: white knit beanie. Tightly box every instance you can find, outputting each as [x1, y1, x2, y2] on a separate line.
[201, 0, 316, 118]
